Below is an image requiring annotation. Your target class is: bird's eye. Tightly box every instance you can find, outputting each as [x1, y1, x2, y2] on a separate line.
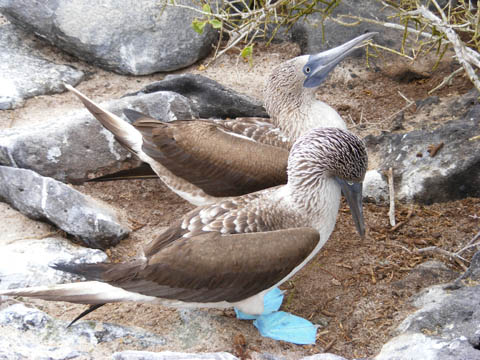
[305, 67, 311, 74]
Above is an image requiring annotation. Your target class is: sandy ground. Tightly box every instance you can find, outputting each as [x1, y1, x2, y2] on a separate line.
[1, 18, 479, 359]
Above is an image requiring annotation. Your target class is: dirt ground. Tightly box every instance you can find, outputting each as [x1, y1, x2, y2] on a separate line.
[2, 23, 480, 359]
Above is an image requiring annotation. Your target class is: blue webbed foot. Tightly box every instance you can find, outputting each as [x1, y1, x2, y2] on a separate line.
[234, 287, 284, 320]
[253, 311, 318, 345]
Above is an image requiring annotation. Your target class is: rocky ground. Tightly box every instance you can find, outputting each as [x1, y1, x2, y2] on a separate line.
[1, 10, 480, 360]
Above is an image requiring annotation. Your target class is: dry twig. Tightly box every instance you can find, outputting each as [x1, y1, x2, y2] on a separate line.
[390, 207, 414, 232]
[387, 167, 396, 227]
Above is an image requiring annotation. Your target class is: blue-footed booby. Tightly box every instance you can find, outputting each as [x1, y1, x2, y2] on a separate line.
[66, 32, 375, 206]
[0, 127, 368, 344]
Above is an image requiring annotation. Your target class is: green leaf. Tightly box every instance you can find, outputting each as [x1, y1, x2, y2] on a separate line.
[202, 4, 211, 14]
[209, 19, 222, 29]
[192, 19, 207, 34]
[241, 45, 254, 59]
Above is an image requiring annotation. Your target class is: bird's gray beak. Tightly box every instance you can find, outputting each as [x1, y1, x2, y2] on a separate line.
[335, 177, 365, 238]
[303, 32, 377, 88]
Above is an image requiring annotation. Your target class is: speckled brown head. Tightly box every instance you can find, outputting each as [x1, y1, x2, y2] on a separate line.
[288, 127, 368, 237]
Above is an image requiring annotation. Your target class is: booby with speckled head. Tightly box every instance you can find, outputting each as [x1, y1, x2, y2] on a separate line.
[0, 126, 367, 343]
[65, 32, 375, 206]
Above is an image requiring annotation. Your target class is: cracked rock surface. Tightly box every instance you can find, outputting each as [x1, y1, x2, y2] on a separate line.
[0, 166, 129, 249]
[365, 91, 480, 204]
[0, 91, 197, 183]
[0, 24, 84, 109]
[0, 0, 217, 75]
[0, 236, 107, 290]
[0, 303, 166, 360]
[375, 252, 480, 360]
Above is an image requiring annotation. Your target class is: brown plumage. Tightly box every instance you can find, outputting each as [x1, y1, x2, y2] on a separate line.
[133, 116, 288, 197]
[0, 127, 368, 323]
[69, 33, 375, 205]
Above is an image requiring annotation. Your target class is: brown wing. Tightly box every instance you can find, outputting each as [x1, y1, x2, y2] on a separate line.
[219, 117, 294, 149]
[89, 111, 292, 185]
[133, 117, 288, 197]
[102, 228, 319, 303]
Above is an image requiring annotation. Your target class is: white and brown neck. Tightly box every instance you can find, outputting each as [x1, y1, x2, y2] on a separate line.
[278, 171, 341, 245]
[263, 59, 346, 143]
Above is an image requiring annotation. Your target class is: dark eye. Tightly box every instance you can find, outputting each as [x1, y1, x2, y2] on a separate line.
[305, 67, 311, 74]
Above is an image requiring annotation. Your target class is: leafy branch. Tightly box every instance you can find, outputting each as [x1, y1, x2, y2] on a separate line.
[164, 0, 341, 62]
[165, 0, 480, 92]
[331, 0, 480, 93]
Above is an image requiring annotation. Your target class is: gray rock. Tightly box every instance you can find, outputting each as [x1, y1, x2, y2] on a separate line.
[256, 353, 284, 360]
[0, 237, 107, 290]
[0, 91, 197, 184]
[448, 250, 480, 289]
[0, 336, 88, 360]
[0, 303, 166, 359]
[302, 354, 350, 360]
[0, 0, 217, 75]
[126, 74, 268, 119]
[289, 0, 401, 55]
[363, 170, 388, 203]
[375, 333, 478, 360]
[392, 261, 459, 292]
[175, 308, 230, 349]
[0, 166, 129, 249]
[416, 96, 440, 111]
[376, 284, 480, 359]
[449, 88, 480, 115]
[113, 351, 238, 360]
[364, 105, 480, 204]
[0, 24, 83, 109]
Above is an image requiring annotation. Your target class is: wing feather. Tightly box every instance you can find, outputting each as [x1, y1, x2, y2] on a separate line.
[104, 228, 319, 303]
[219, 117, 293, 149]
[133, 118, 288, 197]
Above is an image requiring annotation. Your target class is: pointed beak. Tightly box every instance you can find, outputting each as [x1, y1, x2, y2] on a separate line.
[335, 177, 365, 238]
[303, 32, 377, 88]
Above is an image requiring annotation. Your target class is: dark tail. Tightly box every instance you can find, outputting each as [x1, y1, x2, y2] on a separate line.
[68, 304, 106, 327]
[87, 163, 157, 182]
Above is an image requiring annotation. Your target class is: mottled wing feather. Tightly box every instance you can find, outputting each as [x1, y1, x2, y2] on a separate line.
[143, 194, 258, 257]
[218, 117, 294, 149]
[133, 118, 288, 197]
[103, 228, 319, 303]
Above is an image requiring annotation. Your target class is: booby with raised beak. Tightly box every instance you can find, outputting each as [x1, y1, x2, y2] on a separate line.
[66, 32, 375, 206]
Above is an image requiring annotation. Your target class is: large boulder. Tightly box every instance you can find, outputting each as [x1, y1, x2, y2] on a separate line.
[113, 351, 238, 360]
[0, 303, 166, 360]
[364, 102, 480, 204]
[0, 24, 84, 109]
[0, 91, 197, 183]
[126, 74, 269, 119]
[0, 166, 130, 249]
[0, 237, 107, 290]
[375, 254, 480, 360]
[0, 0, 217, 75]
[289, 0, 401, 55]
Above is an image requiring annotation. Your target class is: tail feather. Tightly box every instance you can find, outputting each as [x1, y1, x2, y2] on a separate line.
[87, 163, 157, 182]
[123, 108, 153, 123]
[65, 84, 143, 155]
[68, 304, 105, 327]
[0, 281, 157, 304]
[50, 261, 110, 281]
